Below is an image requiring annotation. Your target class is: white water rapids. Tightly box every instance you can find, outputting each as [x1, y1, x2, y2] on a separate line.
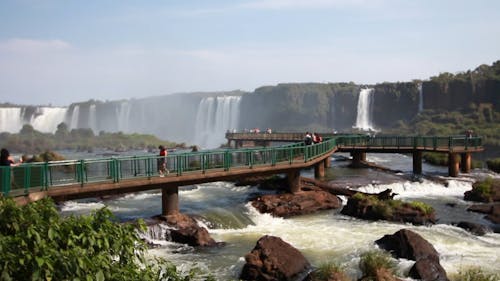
[58, 153, 500, 280]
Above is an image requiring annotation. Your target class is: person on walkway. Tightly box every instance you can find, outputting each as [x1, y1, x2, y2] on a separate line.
[157, 145, 168, 177]
[0, 148, 21, 167]
[304, 132, 312, 145]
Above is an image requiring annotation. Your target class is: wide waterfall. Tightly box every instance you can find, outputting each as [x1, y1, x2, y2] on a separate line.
[194, 96, 241, 148]
[0, 107, 67, 133]
[353, 88, 375, 131]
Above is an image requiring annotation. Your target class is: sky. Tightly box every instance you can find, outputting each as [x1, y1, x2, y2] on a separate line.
[0, 0, 499, 106]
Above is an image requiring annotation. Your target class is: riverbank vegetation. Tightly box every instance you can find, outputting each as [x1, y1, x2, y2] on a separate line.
[0, 123, 183, 154]
[0, 197, 209, 280]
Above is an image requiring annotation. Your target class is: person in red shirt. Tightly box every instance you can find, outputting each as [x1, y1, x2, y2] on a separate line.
[157, 145, 168, 177]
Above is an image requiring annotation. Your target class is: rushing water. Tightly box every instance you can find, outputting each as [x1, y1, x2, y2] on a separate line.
[354, 88, 375, 131]
[57, 151, 500, 280]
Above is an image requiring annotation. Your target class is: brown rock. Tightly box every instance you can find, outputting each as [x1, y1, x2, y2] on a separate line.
[153, 212, 216, 247]
[376, 229, 449, 281]
[455, 221, 492, 236]
[467, 203, 500, 224]
[240, 235, 311, 281]
[251, 190, 341, 217]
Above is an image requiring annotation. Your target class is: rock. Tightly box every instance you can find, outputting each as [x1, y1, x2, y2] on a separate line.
[409, 258, 449, 281]
[340, 197, 436, 225]
[240, 235, 311, 281]
[464, 178, 500, 203]
[455, 221, 492, 236]
[251, 190, 341, 217]
[152, 213, 216, 247]
[376, 229, 449, 281]
[467, 203, 500, 224]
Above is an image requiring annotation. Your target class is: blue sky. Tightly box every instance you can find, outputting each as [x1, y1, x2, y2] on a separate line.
[1, 0, 499, 106]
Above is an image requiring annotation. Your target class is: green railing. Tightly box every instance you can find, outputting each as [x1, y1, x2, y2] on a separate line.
[0, 138, 336, 197]
[0, 135, 482, 197]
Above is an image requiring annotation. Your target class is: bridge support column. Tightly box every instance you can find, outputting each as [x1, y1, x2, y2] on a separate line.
[412, 151, 422, 175]
[460, 152, 472, 173]
[315, 161, 325, 178]
[162, 186, 179, 216]
[287, 170, 301, 193]
[324, 156, 331, 168]
[351, 151, 366, 168]
[448, 153, 460, 177]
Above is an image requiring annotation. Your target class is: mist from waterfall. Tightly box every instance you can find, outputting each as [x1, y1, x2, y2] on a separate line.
[30, 107, 67, 133]
[0, 108, 24, 133]
[194, 96, 241, 148]
[69, 106, 80, 130]
[353, 88, 375, 131]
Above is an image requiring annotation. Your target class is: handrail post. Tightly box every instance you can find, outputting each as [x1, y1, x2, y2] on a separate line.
[224, 151, 230, 171]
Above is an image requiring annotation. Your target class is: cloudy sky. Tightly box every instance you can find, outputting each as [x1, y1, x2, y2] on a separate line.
[1, 0, 499, 106]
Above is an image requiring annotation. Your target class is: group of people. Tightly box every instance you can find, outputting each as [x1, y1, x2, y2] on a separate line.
[304, 132, 322, 145]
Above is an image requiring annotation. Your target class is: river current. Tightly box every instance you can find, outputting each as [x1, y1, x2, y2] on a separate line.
[57, 152, 500, 280]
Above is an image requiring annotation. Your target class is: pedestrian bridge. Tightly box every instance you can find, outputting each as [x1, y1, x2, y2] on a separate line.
[1, 134, 483, 216]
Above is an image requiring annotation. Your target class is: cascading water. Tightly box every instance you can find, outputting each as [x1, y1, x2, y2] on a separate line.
[418, 83, 424, 112]
[194, 96, 241, 148]
[30, 107, 67, 133]
[69, 105, 80, 130]
[116, 102, 132, 132]
[354, 88, 375, 131]
[0, 108, 24, 133]
[88, 104, 97, 133]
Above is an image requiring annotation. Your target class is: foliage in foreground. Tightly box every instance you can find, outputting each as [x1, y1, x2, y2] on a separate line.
[359, 250, 398, 280]
[352, 193, 435, 216]
[452, 267, 500, 281]
[308, 261, 351, 281]
[0, 197, 199, 281]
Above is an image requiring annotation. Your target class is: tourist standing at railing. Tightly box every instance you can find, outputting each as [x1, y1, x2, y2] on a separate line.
[157, 145, 169, 177]
[304, 132, 312, 145]
[313, 133, 322, 143]
[0, 148, 22, 167]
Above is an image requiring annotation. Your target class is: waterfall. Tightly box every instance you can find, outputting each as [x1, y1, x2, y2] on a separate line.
[88, 104, 97, 133]
[0, 108, 24, 133]
[354, 88, 375, 131]
[30, 107, 67, 133]
[418, 83, 423, 112]
[194, 96, 241, 148]
[69, 105, 80, 130]
[116, 102, 132, 132]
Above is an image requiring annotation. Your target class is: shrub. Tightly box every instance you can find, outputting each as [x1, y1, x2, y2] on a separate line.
[486, 158, 500, 173]
[409, 201, 435, 215]
[359, 250, 397, 279]
[309, 261, 351, 281]
[0, 197, 205, 281]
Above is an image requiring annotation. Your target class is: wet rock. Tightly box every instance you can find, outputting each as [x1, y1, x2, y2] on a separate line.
[340, 196, 436, 225]
[251, 190, 341, 217]
[152, 213, 217, 247]
[468, 203, 500, 224]
[240, 235, 311, 281]
[464, 178, 500, 203]
[376, 229, 449, 281]
[455, 221, 492, 236]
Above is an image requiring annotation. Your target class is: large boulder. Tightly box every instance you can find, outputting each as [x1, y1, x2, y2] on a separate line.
[455, 221, 492, 236]
[468, 202, 500, 224]
[375, 229, 448, 281]
[153, 212, 217, 247]
[251, 190, 341, 217]
[240, 235, 311, 281]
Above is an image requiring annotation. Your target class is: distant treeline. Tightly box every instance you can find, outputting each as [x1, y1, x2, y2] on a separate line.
[0, 123, 182, 154]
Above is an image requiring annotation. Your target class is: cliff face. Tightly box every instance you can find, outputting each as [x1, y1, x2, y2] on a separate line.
[372, 82, 419, 128]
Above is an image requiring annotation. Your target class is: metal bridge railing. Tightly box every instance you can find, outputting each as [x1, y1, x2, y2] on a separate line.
[0, 138, 337, 197]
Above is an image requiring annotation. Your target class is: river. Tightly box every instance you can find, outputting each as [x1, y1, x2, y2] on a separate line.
[57, 151, 500, 280]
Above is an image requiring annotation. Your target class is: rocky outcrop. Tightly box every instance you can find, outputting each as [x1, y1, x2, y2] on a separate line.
[240, 235, 311, 281]
[464, 178, 500, 203]
[251, 190, 342, 218]
[152, 212, 217, 247]
[468, 203, 500, 224]
[340, 196, 436, 225]
[376, 229, 448, 281]
[455, 221, 492, 236]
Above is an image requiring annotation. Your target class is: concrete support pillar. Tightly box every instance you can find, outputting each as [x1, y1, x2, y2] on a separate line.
[162, 186, 179, 216]
[315, 161, 325, 178]
[412, 151, 423, 175]
[351, 151, 366, 168]
[287, 170, 301, 193]
[448, 153, 460, 177]
[460, 152, 471, 173]
[324, 156, 331, 168]
[236, 141, 242, 148]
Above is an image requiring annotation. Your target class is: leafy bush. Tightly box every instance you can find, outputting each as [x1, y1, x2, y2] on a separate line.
[359, 250, 397, 279]
[468, 177, 495, 202]
[409, 201, 435, 215]
[0, 197, 202, 281]
[351, 193, 434, 217]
